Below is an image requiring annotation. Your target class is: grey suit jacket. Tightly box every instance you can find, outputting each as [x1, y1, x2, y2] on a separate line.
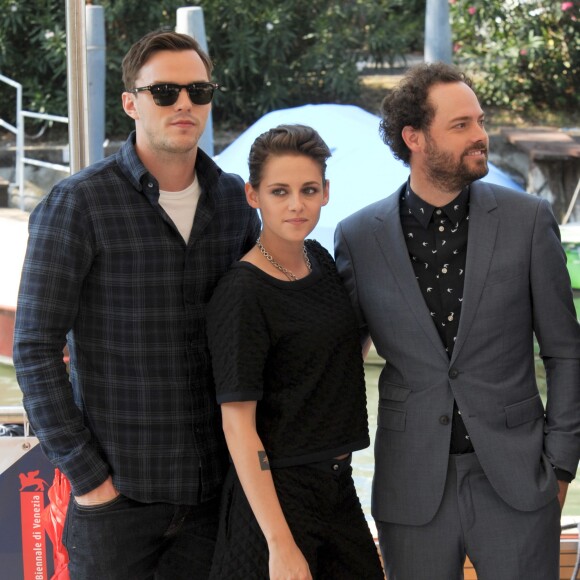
[335, 180, 580, 526]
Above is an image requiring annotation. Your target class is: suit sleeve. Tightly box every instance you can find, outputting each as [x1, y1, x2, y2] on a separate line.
[531, 199, 580, 477]
[334, 222, 370, 345]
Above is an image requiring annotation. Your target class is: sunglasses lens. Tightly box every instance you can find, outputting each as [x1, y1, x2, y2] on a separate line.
[150, 85, 180, 107]
[146, 84, 216, 106]
[187, 85, 215, 105]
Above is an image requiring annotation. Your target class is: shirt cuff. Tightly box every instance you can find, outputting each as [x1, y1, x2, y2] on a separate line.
[553, 466, 574, 483]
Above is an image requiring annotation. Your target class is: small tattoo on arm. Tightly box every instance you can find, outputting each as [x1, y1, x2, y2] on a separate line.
[258, 450, 270, 471]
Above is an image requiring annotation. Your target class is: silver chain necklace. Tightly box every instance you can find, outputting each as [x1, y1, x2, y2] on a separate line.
[256, 237, 311, 281]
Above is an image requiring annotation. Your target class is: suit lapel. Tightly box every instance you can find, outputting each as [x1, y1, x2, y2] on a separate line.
[373, 187, 449, 362]
[451, 181, 499, 364]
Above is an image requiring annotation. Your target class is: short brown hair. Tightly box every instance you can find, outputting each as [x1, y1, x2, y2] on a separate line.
[379, 62, 474, 165]
[248, 124, 332, 188]
[122, 29, 213, 90]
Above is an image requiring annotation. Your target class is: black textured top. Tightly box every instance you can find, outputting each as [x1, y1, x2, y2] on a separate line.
[207, 240, 370, 468]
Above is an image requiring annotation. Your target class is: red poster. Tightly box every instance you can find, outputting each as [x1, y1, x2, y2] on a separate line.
[19, 473, 49, 580]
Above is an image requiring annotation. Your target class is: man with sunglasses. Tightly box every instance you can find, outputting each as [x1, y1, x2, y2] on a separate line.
[14, 30, 260, 579]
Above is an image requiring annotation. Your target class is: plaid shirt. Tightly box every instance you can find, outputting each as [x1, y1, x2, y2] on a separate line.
[14, 132, 260, 503]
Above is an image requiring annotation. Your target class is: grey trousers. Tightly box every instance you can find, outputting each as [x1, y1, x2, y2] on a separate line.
[377, 452, 561, 580]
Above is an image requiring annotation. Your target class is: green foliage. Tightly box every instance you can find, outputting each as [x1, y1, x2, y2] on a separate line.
[450, 0, 579, 114]
[360, 0, 424, 68]
[201, 0, 363, 127]
[202, 0, 425, 126]
[0, 1, 424, 137]
[0, 0, 68, 134]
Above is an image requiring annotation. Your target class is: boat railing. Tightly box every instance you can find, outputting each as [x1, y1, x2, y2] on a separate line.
[0, 74, 70, 210]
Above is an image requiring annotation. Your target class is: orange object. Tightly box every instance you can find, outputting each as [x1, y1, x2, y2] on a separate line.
[41, 469, 71, 580]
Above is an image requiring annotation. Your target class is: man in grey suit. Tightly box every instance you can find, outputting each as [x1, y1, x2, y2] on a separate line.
[335, 62, 580, 579]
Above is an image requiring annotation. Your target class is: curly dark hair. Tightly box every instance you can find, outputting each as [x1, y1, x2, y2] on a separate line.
[379, 62, 474, 165]
[122, 29, 213, 91]
[248, 124, 332, 188]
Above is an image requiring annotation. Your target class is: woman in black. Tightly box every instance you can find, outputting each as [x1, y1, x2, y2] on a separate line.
[207, 124, 384, 579]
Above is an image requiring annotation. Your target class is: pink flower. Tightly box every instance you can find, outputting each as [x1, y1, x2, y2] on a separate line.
[561, 2, 573, 10]
[468, 6, 477, 15]
[519, 49, 528, 56]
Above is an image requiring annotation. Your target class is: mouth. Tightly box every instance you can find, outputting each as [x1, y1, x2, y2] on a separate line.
[286, 218, 308, 224]
[465, 148, 487, 158]
[171, 118, 196, 128]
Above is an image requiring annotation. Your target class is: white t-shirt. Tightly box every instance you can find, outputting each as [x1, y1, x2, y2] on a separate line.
[158, 174, 201, 243]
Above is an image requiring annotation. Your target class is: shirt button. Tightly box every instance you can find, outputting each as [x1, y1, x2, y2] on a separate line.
[439, 226, 445, 232]
[448, 314, 454, 321]
[441, 267, 448, 274]
[449, 368, 459, 379]
[147, 182, 154, 188]
[436, 209, 442, 215]
[332, 463, 339, 471]
[439, 415, 450, 425]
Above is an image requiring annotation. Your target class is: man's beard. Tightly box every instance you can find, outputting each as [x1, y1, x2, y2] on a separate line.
[424, 136, 489, 192]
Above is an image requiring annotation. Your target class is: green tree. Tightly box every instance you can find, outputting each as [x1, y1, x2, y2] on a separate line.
[0, 1, 425, 137]
[450, 0, 579, 113]
[0, 0, 68, 135]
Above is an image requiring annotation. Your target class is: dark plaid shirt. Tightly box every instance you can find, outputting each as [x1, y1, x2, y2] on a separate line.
[14, 132, 260, 503]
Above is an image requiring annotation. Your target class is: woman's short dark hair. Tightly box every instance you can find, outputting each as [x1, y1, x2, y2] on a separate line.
[379, 62, 474, 165]
[122, 29, 213, 90]
[248, 124, 332, 188]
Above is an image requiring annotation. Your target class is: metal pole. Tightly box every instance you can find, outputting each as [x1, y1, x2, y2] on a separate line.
[176, 7, 214, 157]
[86, 5, 106, 164]
[65, 0, 90, 173]
[15, 82, 23, 209]
[424, 0, 453, 64]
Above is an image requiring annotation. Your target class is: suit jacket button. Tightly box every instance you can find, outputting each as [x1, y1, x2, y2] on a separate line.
[439, 415, 450, 425]
[449, 368, 459, 379]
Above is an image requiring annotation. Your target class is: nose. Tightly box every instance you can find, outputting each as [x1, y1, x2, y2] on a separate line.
[174, 87, 192, 109]
[288, 191, 304, 211]
[473, 123, 488, 143]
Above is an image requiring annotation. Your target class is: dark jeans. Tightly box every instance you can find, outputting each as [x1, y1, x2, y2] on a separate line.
[63, 494, 220, 580]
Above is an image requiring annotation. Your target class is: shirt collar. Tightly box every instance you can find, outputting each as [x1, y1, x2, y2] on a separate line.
[116, 131, 222, 196]
[401, 181, 470, 229]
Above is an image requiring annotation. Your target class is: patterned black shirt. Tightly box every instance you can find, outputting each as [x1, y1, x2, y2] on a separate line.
[400, 184, 474, 454]
[14, 132, 261, 502]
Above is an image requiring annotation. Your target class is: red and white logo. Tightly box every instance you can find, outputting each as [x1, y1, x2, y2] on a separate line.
[19, 470, 49, 580]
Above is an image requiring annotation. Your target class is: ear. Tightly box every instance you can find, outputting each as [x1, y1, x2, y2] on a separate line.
[401, 125, 423, 153]
[245, 182, 260, 208]
[122, 92, 139, 120]
[321, 180, 330, 207]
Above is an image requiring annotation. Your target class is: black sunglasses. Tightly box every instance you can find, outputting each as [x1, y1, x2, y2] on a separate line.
[129, 82, 219, 106]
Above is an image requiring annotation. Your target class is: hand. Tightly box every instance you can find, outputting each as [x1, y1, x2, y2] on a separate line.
[74, 475, 119, 506]
[557, 480, 569, 511]
[268, 540, 312, 580]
